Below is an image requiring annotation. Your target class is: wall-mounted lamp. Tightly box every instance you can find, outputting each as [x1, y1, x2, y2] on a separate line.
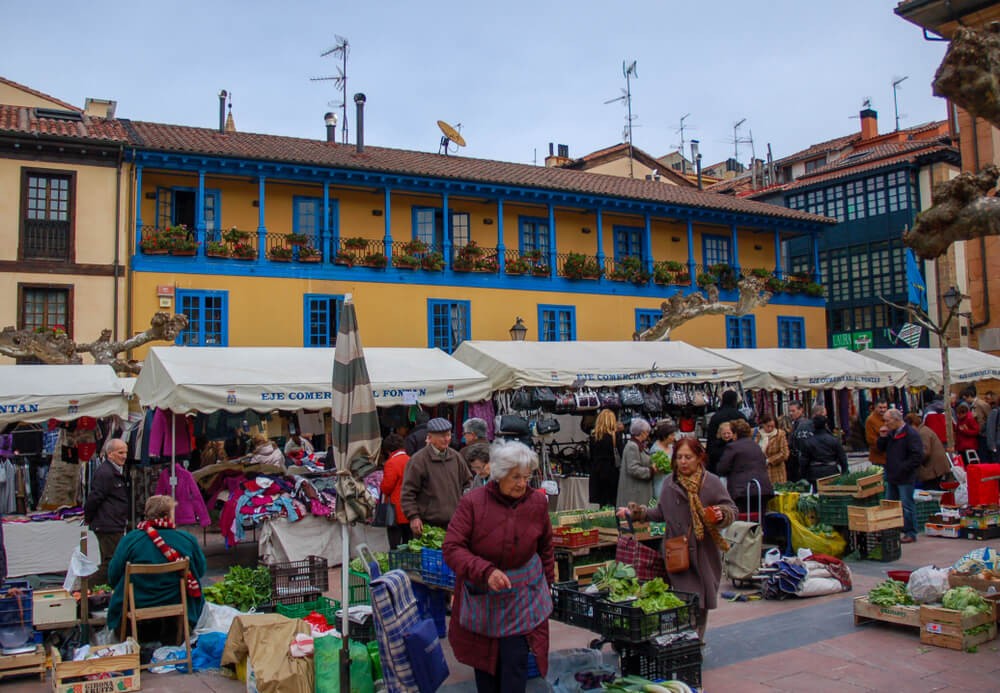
[483, 218, 494, 225]
[581, 227, 592, 234]
[753, 244, 763, 251]
[372, 209, 383, 217]
[144, 192, 156, 200]
[509, 317, 528, 341]
[671, 236, 681, 243]
[252, 200, 260, 208]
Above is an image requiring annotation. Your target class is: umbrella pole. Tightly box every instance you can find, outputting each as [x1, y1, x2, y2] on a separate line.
[340, 522, 351, 691]
[170, 411, 177, 501]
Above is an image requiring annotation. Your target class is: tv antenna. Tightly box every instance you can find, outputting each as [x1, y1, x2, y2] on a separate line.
[437, 120, 466, 155]
[731, 118, 752, 162]
[672, 114, 695, 174]
[603, 59, 638, 177]
[892, 76, 908, 131]
[311, 35, 350, 144]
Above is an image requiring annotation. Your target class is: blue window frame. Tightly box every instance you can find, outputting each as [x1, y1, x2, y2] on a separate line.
[518, 216, 550, 256]
[303, 294, 343, 347]
[777, 316, 806, 349]
[293, 197, 338, 241]
[156, 187, 220, 235]
[427, 299, 470, 353]
[702, 234, 731, 267]
[411, 207, 468, 249]
[635, 309, 661, 336]
[176, 290, 228, 347]
[725, 315, 756, 348]
[538, 304, 576, 342]
[613, 226, 644, 262]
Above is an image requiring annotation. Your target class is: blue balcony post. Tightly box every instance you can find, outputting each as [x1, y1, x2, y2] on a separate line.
[496, 199, 505, 273]
[686, 218, 696, 289]
[595, 208, 605, 275]
[134, 165, 143, 251]
[257, 175, 267, 262]
[730, 222, 740, 275]
[195, 170, 206, 254]
[773, 228, 784, 279]
[323, 181, 333, 260]
[643, 212, 653, 277]
[442, 192, 451, 270]
[383, 187, 392, 259]
[547, 203, 556, 278]
[812, 232, 821, 283]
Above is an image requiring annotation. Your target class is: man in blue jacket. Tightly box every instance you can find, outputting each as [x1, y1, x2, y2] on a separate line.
[877, 408, 924, 543]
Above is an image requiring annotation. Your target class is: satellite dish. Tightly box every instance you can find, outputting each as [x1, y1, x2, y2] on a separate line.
[437, 120, 466, 154]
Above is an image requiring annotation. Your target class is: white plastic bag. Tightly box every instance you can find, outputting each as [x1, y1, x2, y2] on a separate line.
[63, 549, 98, 592]
[192, 601, 242, 639]
[907, 566, 951, 604]
[149, 645, 188, 673]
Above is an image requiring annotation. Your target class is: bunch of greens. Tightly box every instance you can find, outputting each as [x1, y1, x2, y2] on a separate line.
[806, 522, 837, 537]
[867, 579, 913, 607]
[774, 480, 812, 493]
[634, 578, 686, 614]
[603, 675, 694, 692]
[349, 552, 389, 574]
[650, 450, 672, 474]
[831, 468, 883, 486]
[797, 494, 819, 522]
[942, 586, 991, 616]
[591, 562, 637, 600]
[203, 565, 272, 611]
[405, 525, 446, 551]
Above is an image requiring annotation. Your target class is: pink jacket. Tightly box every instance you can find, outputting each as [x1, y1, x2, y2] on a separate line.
[155, 466, 211, 527]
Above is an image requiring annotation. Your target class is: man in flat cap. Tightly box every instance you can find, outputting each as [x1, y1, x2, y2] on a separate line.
[401, 417, 471, 536]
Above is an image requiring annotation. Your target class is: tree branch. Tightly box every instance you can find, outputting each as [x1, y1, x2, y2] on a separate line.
[634, 276, 772, 341]
[933, 23, 1000, 131]
[903, 166, 1000, 259]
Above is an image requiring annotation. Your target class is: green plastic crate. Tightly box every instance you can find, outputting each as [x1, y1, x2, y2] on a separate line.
[275, 595, 341, 622]
[348, 569, 371, 605]
[914, 500, 941, 533]
[817, 493, 882, 527]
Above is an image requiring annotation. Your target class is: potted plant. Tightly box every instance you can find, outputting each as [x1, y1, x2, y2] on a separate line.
[750, 267, 771, 279]
[804, 282, 825, 297]
[169, 236, 198, 255]
[402, 238, 430, 255]
[505, 257, 530, 275]
[709, 263, 738, 290]
[334, 252, 355, 267]
[653, 260, 678, 284]
[342, 236, 369, 251]
[269, 246, 293, 261]
[140, 234, 169, 254]
[298, 246, 322, 262]
[285, 232, 309, 246]
[476, 256, 499, 272]
[393, 254, 420, 269]
[531, 263, 551, 277]
[206, 240, 229, 258]
[452, 256, 475, 272]
[223, 226, 251, 244]
[674, 271, 691, 284]
[696, 272, 718, 289]
[765, 276, 786, 293]
[232, 242, 256, 260]
[421, 251, 445, 271]
[609, 256, 651, 284]
[563, 252, 602, 279]
[362, 252, 388, 268]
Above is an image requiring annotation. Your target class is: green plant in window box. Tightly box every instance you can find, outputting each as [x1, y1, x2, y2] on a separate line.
[285, 232, 309, 246]
[610, 256, 651, 284]
[362, 252, 388, 268]
[334, 252, 354, 266]
[563, 252, 602, 279]
[232, 242, 256, 259]
[531, 263, 551, 277]
[170, 237, 198, 254]
[223, 227, 251, 244]
[765, 276, 786, 293]
[505, 257, 530, 275]
[269, 246, 293, 261]
[452, 256, 475, 271]
[475, 256, 499, 272]
[342, 236, 369, 251]
[298, 246, 322, 262]
[750, 267, 771, 279]
[393, 254, 420, 269]
[141, 235, 169, 254]
[206, 240, 229, 257]
[803, 282, 824, 297]
[421, 252, 445, 271]
[456, 240, 486, 260]
[652, 261, 675, 284]
[674, 272, 691, 284]
[709, 262, 738, 290]
[403, 238, 430, 255]
[696, 272, 718, 289]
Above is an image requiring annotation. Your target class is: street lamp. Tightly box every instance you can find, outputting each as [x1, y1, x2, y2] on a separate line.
[943, 286, 961, 312]
[509, 317, 527, 341]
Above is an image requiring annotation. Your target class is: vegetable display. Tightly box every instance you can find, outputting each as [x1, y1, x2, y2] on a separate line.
[634, 578, 686, 614]
[405, 525, 446, 551]
[867, 579, 914, 607]
[601, 675, 694, 692]
[806, 522, 837, 538]
[774, 480, 811, 493]
[829, 468, 882, 486]
[203, 565, 272, 611]
[941, 586, 991, 616]
[349, 553, 389, 574]
[650, 450, 672, 474]
[591, 562, 636, 599]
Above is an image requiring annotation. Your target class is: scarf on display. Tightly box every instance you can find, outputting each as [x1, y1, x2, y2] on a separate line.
[677, 466, 729, 552]
[137, 517, 202, 598]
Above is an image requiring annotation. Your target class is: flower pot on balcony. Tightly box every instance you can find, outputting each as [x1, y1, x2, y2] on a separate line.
[206, 251, 229, 258]
[144, 249, 169, 255]
[298, 256, 322, 263]
[269, 256, 291, 262]
[170, 249, 197, 256]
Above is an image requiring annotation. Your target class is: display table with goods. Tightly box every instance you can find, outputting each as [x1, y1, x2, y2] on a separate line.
[1, 513, 100, 577]
[258, 513, 389, 568]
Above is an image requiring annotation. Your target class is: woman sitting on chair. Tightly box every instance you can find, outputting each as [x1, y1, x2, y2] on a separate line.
[106, 495, 207, 637]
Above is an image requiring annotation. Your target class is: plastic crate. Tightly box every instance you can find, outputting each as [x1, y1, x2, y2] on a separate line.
[276, 596, 341, 622]
[849, 528, 902, 562]
[595, 592, 699, 644]
[420, 548, 456, 589]
[268, 555, 329, 605]
[618, 637, 702, 687]
[551, 580, 605, 632]
[914, 500, 941, 533]
[817, 493, 881, 527]
[0, 580, 33, 630]
[388, 547, 422, 573]
[340, 609, 376, 643]
[349, 569, 371, 605]
[552, 528, 601, 548]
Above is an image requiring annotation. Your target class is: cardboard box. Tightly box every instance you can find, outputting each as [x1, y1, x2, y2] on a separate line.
[50, 638, 140, 693]
[32, 589, 76, 627]
[924, 522, 962, 538]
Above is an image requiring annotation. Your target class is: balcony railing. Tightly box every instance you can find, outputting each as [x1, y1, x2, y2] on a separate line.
[23, 219, 70, 261]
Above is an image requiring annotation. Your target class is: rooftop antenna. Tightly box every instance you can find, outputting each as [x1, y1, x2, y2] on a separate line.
[311, 35, 350, 144]
[604, 59, 638, 177]
[892, 76, 908, 131]
[732, 118, 752, 162]
[437, 120, 466, 155]
[675, 113, 693, 174]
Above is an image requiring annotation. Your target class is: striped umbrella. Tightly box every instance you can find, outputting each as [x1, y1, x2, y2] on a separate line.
[330, 295, 380, 689]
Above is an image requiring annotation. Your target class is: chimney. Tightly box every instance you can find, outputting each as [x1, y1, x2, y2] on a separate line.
[544, 142, 572, 168]
[354, 93, 366, 153]
[691, 139, 702, 190]
[218, 90, 227, 134]
[860, 108, 878, 140]
[84, 98, 116, 119]
[324, 112, 338, 143]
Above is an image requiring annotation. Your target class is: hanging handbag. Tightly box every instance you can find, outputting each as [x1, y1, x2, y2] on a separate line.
[372, 494, 396, 527]
[643, 386, 664, 415]
[663, 534, 691, 574]
[534, 418, 560, 435]
[458, 553, 552, 637]
[554, 390, 576, 414]
[620, 386, 645, 408]
[691, 389, 708, 408]
[573, 388, 600, 412]
[597, 387, 621, 410]
[534, 387, 558, 411]
[498, 415, 531, 436]
[510, 388, 536, 411]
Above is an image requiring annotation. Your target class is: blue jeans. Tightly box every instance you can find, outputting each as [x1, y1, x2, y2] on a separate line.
[885, 482, 916, 538]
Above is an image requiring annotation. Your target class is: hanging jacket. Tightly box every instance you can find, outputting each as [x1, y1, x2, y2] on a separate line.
[147, 410, 192, 458]
[155, 466, 211, 527]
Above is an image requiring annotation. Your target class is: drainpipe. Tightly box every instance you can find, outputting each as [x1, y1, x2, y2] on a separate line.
[969, 116, 992, 331]
[125, 149, 136, 356]
[112, 145, 123, 341]
[218, 91, 227, 134]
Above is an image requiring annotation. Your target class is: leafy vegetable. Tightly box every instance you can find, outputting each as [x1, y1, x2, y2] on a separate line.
[829, 468, 883, 486]
[867, 579, 913, 607]
[650, 450, 672, 474]
[405, 525, 446, 551]
[774, 480, 812, 493]
[942, 586, 991, 617]
[204, 565, 272, 611]
[634, 578, 686, 614]
[349, 552, 389, 574]
[591, 561, 636, 598]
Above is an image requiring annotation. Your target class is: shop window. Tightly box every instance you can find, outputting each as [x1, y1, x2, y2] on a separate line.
[777, 316, 806, 348]
[304, 294, 343, 347]
[539, 304, 576, 342]
[21, 169, 73, 261]
[176, 290, 228, 347]
[427, 299, 469, 353]
[725, 315, 756, 348]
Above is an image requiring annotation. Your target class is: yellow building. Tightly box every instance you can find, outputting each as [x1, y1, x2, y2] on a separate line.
[0, 78, 129, 363]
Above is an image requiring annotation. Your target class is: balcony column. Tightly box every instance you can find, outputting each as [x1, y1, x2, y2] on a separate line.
[643, 212, 653, 277]
[383, 187, 392, 259]
[686, 218, 696, 289]
[195, 170, 206, 253]
[730, 222, 740, 275]
[257, 175, 267, 262]
[323, 181, 333, 260]
[773, 228, 784, 279]
[496, 199, 505, 273]
[595, 208, 605, 274]
[442, 192, 451, 270]
[812, 232, 821, 283]
[134, 165, 143, 251]
[547, 203, 556, 278]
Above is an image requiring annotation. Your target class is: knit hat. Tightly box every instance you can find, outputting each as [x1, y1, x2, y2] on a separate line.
[427, 417, 452, 433]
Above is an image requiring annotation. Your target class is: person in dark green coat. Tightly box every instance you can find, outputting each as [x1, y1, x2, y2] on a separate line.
[106, 495, 207, 635]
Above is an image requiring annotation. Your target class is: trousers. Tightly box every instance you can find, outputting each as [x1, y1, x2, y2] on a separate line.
[474, 635, 529, 693]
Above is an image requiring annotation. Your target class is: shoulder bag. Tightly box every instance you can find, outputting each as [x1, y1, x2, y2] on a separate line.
[372, 494, 396, 527]
[663, 534, 690, 574]
[458, 552, 552, 637]
[620, 386, 645, 408]
[534, 387, 558, 411]
[510, 388, 536, 411]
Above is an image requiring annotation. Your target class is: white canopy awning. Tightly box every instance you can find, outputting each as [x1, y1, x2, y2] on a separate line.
[451, 341, 743, 390]
[133, 346, 492, 413]
[866, 347, 1000, 390]
[0, 365, 129, 424]
[705, 348, 909, 391]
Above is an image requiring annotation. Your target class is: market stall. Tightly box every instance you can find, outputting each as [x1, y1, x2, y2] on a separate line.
[0, 364, 129, 425]
[866, 347, 1000, 391]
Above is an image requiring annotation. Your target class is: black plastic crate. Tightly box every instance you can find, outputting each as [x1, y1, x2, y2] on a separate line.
[551, 581, 605, 632]
[388, 547, 422, 573]
[818, 494, 881, 527]
[849, 528, 902, 562]
[619, 636, 702, 687]
[595, 591, 698, 643]
[268, 555, 329, 604]
[963, 525, 1000, 540]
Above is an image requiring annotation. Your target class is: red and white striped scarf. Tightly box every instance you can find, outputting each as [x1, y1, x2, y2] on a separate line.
[136, 517, 202, 598]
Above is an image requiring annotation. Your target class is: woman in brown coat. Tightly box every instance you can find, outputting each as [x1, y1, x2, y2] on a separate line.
[753, 413, 789, 485]
[618, 437, 736, 641]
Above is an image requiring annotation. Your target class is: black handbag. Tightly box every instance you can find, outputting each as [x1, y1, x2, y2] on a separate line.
[511, 388, 536, 411]
[372, 495, 396, 527]
[498, 414, 531, 435]
[535, 418, 561, 435]
[598, 388, 621, 410]
[620, 386, 644, 408]
[643, 386, 664, 415]
[534, 387, 558, 411]
[573, 388, 600, 412]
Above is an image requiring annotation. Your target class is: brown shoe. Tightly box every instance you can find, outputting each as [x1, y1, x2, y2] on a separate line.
[900, 535, 916, 544]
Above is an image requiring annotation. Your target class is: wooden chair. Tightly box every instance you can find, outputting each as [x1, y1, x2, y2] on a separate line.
[119, 559, 192, 673]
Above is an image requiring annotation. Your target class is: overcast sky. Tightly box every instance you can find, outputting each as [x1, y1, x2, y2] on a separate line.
[2, 0, 947, 167]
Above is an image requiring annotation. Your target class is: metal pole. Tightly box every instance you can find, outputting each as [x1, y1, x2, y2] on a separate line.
[340, 522, 351, 692]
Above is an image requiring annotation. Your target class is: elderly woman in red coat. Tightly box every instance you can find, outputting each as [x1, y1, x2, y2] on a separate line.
[443, 440, 554, 693]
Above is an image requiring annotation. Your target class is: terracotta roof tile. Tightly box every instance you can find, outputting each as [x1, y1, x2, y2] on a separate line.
[0, 105, 132, 143]
[774, 144, 957, 191]
[127, 120, 831, 225]
[0, 76, 80, 112]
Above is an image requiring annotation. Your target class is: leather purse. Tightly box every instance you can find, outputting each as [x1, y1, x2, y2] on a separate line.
[663, 535, 690, 574]
[554, 390, 576, 414]
[511, 388, 536, 411]
[620, 386, 645, 408]
[534, 387, 558, 411]
[597, 388, 621, 410]
[573, 388, 600, 412]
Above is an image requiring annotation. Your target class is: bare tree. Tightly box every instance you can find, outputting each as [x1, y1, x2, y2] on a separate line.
[0, 312, 189, 375]
[634, 276, 772, 341]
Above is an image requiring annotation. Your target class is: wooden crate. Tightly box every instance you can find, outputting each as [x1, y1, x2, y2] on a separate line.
[0, 645, 46, 683]
[51, 638, 141, 693]
[817, 471, 884, 499]
[948, 572, 1000, 594]
[919, 604, 998, 651]
[598, 523, 652, 542]
[852, 596, 920, 629]
[552, 511, 586, 527]
[848, 500, 903, 533]
[572, 561, 610, 586]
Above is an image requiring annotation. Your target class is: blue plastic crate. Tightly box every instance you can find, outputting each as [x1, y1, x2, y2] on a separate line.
[0, 581, 32, 629]
[412, 582, 448, 638]
[527, 652, 540, 679]
[420, 548, 456, 589]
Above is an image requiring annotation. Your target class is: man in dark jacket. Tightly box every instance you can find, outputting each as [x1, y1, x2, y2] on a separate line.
[877, 408, 924, 543]
[404, 411, 431, 456]
[83, 439, 130, 584]
[401, 418, 471, 536]
[706, 390, 746, 474]
[799, 415, 847, 487]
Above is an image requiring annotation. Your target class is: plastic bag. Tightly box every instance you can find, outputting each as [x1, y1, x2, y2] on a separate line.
[192, 600, 242, 639]
[62, 549, 98, 592]
[769, 493, 847, 557]
[191, 631, 226, 672]
[149, 645, 189, 674]
[314, 637, 374, 693]
[93, 627, 117, 646]
[548, 647, 620, 693]
[907, 566, 951, 604]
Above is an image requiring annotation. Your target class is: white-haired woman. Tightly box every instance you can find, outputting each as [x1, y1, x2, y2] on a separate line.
[616, 419, 653, 508]
[444, 440, 555, 693]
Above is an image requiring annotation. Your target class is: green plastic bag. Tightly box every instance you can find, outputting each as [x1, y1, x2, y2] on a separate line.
[314, 636, 374, 693]
[366, 640, 382, 682]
